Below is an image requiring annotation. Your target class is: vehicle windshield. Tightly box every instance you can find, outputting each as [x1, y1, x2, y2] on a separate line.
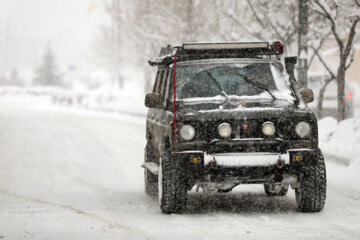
[174, 60, 294, 102]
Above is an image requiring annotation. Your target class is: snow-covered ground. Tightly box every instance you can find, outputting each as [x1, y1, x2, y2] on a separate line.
[0, 86, 147, 117]
[0, 102, 360, 239]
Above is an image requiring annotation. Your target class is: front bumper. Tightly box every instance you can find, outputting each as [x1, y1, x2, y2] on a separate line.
[174, 138, 318, 153]
[175, 149, 317, 183]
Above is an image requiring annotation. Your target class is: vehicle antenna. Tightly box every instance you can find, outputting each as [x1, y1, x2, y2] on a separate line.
[173, 56, 177, 146]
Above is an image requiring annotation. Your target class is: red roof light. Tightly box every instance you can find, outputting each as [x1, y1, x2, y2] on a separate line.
[273, 41, 283, 54]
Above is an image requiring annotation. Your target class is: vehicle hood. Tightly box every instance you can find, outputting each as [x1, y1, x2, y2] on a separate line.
[176, 98, 311, 121]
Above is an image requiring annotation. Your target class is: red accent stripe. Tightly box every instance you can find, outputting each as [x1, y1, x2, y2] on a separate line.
[173, 56, 176, 145]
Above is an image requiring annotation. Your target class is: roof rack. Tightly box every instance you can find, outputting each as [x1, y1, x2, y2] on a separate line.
[149, 41, 283, 66]
[182, 42, 269, 50]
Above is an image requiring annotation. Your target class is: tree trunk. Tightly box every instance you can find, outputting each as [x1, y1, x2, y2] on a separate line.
[316, 78, 332, 119]
[337, 58, 346, 122]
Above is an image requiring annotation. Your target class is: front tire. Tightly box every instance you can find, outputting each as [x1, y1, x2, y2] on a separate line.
[296, 149, 327, 212]
[144, 142, 158, 197]
[159, 151, 188, 214]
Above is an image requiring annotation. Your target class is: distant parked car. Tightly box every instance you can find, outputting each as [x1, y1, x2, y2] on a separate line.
[307, 73, 354, 119]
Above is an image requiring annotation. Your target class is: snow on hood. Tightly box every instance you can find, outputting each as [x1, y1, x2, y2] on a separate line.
[176, 93, 294, 115]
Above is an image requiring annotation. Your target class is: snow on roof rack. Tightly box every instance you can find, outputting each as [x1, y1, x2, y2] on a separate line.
[182, 42, 269, 50]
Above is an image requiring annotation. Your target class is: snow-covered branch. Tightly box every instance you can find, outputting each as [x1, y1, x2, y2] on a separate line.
[224, 8, 265, 41]
[246, 0, 267, 29]
[342, 16, 360, 58]
[314, 0, 344, 54]
[345, 49, 355, 70]
[311, 47, 337, 79]
[307, 32, 330, 70]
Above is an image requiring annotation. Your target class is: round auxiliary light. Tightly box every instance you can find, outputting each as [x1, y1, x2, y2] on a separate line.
[295, 121, 311, 138]
[218, 123, 232, 138]
[180, 125, 196, 141]
[262, 122, 276, 136]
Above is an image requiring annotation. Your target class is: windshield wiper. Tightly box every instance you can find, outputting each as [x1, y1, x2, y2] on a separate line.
[204, 70, 229, 99]
[236, 71, 277, 100]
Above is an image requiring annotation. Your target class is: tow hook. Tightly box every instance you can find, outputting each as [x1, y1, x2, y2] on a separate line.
[208, 157, 218, 169]
[277, 155, 285, 168]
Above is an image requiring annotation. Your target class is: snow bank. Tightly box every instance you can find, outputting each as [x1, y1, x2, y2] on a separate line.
[319, 117, 360, 166]
[312, 117, 360, 193]
[0, 86, 146, 116]
[318, 117, 338, 143]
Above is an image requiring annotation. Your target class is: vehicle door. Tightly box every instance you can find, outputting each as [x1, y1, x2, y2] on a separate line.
[147, 67, 166, 158]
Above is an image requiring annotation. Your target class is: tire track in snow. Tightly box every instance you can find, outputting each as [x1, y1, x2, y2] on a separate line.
[328, 184, 360, 201]
[0, 188, 151, 239]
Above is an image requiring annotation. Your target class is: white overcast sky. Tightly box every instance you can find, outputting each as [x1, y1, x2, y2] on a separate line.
[0, 0, 108, 74]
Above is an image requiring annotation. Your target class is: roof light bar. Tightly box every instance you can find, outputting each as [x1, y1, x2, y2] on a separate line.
[183, 42, 269, 50]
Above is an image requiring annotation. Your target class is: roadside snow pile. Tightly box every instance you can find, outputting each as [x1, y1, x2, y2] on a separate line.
[318, 117, 338, 143]
[0, 86, 146, 116]
[318, 117, 360, 193]
[319, 117, 360, 166]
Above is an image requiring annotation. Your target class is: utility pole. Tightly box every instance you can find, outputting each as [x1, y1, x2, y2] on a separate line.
[5, 18, 10, 71]
[297, 0, 308, 88]
[112, 0, 123, 89]
[185, 0, 195, 42]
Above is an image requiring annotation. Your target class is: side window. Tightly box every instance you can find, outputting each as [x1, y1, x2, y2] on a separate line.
[153, 69, 165, 95]
[152, 68, 171, 103]
[161, 69, 170, 101]
[164, 68, 172, 103]
[157, 70, 165, 95]
[152, 71, 161, 93]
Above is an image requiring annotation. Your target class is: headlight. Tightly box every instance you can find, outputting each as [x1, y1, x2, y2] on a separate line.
[218, 123, 232, 138]
[262, 122, 276, 136]
[295, 121, 311, 138]
[180, 125, 196, 140]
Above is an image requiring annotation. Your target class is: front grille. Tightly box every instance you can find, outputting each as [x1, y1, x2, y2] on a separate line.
[196, 119, 274, 141]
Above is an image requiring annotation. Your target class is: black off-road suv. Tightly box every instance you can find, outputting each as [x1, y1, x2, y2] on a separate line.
[143, 42, 326, 214]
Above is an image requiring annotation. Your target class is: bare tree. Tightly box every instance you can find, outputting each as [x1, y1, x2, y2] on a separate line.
[225, 0, 359, 120]
[224, 0, 299, 53]
[99, 0, 227, 92]
[312, 0, 360, 121]
[10, 68, 22, 86]
[312, 46, 336, 118]
[97, 0, 359, 104]
[129, 0, 186, 92]
[99, 0, 127, 89]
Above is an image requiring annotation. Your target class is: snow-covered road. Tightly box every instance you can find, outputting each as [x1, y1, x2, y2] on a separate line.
[0, 107, 360, 239]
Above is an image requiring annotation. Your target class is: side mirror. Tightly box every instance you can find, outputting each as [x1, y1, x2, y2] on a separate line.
[300, 88, 314, 104]
[145, 93, 163, 108]
[285, 56, 297, 75]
